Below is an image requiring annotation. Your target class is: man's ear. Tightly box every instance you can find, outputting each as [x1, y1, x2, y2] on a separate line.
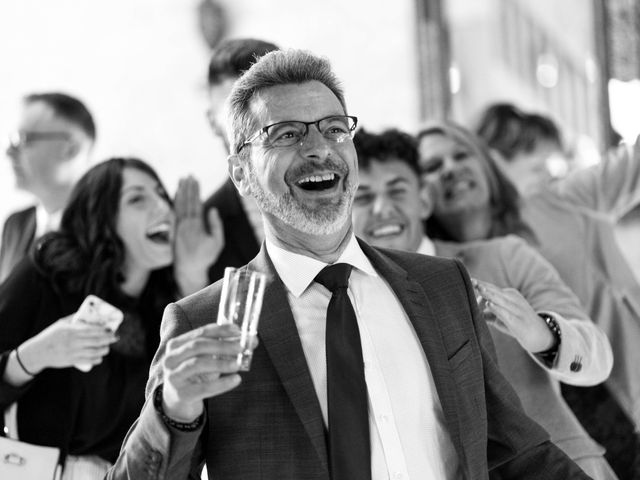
[63, 137, 81, 160]
[228, 154, 251, 197]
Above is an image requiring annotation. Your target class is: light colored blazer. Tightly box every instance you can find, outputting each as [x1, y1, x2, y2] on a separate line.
[522, 141, 640, 429]
[435, 235, 613, 475]
[106, 242, 589, 480]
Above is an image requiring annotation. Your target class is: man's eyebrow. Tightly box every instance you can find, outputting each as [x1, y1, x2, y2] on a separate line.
[387, 176, 411, 186]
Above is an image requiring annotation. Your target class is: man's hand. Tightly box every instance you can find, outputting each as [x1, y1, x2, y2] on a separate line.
[161, 323, 246, 422]
[473, 278, 555, 353]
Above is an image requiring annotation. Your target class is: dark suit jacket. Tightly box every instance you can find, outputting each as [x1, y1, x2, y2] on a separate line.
[204, 179, 260, 283]
[0, 206, 36, 284]
[107, 241, 590, 480]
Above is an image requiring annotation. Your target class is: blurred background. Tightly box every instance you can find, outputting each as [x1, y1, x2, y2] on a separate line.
[1, 0, 639, 242]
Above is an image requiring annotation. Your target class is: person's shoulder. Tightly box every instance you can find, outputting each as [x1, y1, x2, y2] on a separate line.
[3, 205, 36, 228]
[372, 246, 476, 306]
[162, 281, 224, 331]
[376, 246, 463, 278]
[0, 255, 47, 295]
[175, 280, 224, 314]
[379, 245, 455, 264]
[478, 234, 530, 254]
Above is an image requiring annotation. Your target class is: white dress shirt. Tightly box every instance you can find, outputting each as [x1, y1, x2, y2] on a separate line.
[417, 237, 436, 257]
[266, 235, 461, 480]
[35, 205, 62, 238]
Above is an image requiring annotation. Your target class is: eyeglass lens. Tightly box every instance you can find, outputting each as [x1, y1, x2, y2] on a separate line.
[266, 116, 356, 147]
[6, 131, 71, 149]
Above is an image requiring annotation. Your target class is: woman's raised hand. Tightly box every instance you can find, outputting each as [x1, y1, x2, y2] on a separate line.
[173, 176, 225, 295]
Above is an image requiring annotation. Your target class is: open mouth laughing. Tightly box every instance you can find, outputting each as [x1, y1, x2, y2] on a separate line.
[295, 172, 341, 191]
[145, 221, 172, 244]
[367, 222, 404, 239]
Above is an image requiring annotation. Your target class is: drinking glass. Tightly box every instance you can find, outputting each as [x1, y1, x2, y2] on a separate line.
[216, 267, 266, 371]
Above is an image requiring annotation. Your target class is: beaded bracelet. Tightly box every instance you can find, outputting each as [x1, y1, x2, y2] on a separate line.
[536, 313, 562, 365]
[153, 384, 204, 432]
[14, 346, 36, 377]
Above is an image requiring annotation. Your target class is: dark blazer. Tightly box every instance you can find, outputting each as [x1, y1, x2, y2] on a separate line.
[0, 206, 36, 284]
[107, 241, 590, 480]
[204, 179, 260, 283]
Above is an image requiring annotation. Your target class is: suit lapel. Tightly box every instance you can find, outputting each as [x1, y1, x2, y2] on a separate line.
[358, 241, 465, 460]
[247, 248, 329, 473]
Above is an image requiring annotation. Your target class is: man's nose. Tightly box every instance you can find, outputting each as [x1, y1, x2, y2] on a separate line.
[5, 137, 18, 157]
[372, 195, 394, 216]
[299, 126, 331, 158]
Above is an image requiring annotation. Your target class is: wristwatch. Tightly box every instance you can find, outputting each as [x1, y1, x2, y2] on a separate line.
[536, 312, 562, 366]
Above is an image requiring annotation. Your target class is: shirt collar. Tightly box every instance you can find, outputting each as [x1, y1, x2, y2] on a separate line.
[417, 236, 436, 256]
[266, 234, 378, 298]
[35, 204, 62, 237]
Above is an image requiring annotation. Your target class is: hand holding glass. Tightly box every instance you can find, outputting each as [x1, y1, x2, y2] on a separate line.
[216, 267, 266, 371]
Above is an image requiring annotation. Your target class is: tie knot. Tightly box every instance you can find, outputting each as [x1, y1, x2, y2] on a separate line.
[315, 263, 353, 292]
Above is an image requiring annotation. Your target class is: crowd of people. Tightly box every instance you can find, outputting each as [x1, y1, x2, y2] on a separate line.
[1, 38, 639, 480]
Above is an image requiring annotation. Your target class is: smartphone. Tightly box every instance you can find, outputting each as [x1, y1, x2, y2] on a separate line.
[72, 295, 123, 372]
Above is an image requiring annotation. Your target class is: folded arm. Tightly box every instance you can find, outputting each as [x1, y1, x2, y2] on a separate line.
[493, 236, 613, 385]
[454, 260, 591, 478]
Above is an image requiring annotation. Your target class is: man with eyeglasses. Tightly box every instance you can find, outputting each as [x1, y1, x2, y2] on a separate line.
[107, 50, 589, 480]
[1, 92, 95, 283]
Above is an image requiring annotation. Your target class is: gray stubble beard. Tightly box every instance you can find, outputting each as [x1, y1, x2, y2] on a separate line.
[246, 162, 356, 236]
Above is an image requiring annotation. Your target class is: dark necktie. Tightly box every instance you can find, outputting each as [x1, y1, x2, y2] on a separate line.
[315, 263, 371, 480]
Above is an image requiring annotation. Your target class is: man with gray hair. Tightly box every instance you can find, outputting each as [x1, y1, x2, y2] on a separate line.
[108, 50, 589, 480]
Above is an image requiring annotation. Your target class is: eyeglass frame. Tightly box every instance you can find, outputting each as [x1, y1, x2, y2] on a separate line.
[237, 115, 358, 153]
[6, 131, 72, 150]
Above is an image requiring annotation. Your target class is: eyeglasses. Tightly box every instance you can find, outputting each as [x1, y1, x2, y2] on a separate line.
[238, 115, 358, 153]
[6, 131, 72, 150]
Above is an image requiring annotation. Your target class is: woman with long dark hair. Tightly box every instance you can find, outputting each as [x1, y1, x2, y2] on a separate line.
[0, 157, 222, 478]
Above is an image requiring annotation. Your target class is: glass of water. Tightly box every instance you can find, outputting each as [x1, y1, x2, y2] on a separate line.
[216, 267, 267, 371]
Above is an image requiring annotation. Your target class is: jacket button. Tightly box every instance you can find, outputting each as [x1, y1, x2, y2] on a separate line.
[570, 360, 582, 372]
